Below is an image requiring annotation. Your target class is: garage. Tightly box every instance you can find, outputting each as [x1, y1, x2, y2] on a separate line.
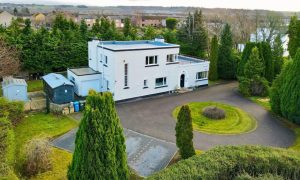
[67, 67, 102, 97]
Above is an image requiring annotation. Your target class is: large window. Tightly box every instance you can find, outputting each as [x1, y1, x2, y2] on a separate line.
[155, 77, 167, 87]
[146, 56, 158, 66]
[196, 71, 208, 80]
[167, 54, 177, 63]
[124, 63, 128, 87]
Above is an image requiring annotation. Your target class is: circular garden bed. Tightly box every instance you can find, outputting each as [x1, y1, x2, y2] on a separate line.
[172, 102, 257, 135]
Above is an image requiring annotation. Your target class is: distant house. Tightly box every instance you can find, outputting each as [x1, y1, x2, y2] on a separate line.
[133, 15, 166, 27]
[250, 28, 289, 57]
[45, 11, 78, 27]
[68, 38, 209, 101]
[2, 77, 27, 101]
[42, 73, 74, 104]
[31, 13, 46, 28]
[0, 11, 16, 27]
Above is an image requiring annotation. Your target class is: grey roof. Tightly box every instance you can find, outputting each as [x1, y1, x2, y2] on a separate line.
[178, 55, 206, 64]
[42, 73, 73, 89]
[68, 67, 101, 76]
[2, 77, 27, 88]
[97, 40, 179, 51]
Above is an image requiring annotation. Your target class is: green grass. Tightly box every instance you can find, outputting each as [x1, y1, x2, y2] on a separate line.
[249, 96, 271, 110]
[14, 112, 78, 175]
[27, 80, 43, 92]
[172, 102, 257, 135]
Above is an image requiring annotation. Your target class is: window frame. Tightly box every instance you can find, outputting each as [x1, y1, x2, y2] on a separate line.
[196, 71, 208, 80]
[155, 77, 167, 88]
[124, 63, 128, 88]
[145, 55, 158, 66]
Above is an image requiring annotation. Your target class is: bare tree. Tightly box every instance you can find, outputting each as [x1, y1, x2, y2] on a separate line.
[0, 38, 20, 78]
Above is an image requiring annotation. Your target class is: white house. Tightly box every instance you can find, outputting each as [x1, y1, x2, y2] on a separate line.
[68, 39, 209, 101]
[0, 11, 16, 27]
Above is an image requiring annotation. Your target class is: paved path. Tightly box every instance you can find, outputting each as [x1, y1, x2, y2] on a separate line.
[52, 128, 177, 177]
[117, 82, 295, 150]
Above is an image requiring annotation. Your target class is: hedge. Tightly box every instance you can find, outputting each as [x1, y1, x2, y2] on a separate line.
[148, 146, 300, 180]
[0, 97, 24, 125]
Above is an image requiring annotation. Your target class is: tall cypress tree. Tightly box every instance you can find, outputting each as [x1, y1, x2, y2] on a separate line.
[175, 105, 195, 159]
[209, 35, 218, 81]
[288, 16, 300, 59]
[237, 42, 257, 77]
[218, 24, 236, 79]
[68, 91, 129, 179]
[259, 42, 274, 82]
[273, 35, 284, 76]
[278, 49, 300, 123]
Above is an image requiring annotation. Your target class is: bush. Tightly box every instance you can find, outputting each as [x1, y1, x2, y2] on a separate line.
[202, 106, 226, 119]
[0, 117, 15, 166]
[149, 146, 300, 180]
[0, 97, 24, 125]
[234, 173, 284, 180]
[249, 78, 269, 97]
[0, 162, 18, 180]
[23, 138, 52, 177]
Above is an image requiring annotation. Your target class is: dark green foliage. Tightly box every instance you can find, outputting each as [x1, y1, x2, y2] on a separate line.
[143, 26, 157, 40]
[239, 47, 269, 97]
[273, 35, 284, 76]
[238, 42, 257, 77]
[177, 10, 208, 58]
[68, 91, 129, 179]
[259, 42, 274, 82]
[175, 105, 195, 159]
[149, 145, 300, 179]
[162, 29, 177, 43]
[208, 35, 218, 81]
[218, 24, 237, 79]
[166, 18, 178, 30]
[288, 16, 300, 59]
[0, 117, 15, 166]
[277, 49, 300, 123]
[0, 97, 24, 125]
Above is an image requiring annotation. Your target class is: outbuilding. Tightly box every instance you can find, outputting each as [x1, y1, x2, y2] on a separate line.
[67, 67, 102, 96]
[1, 77, 28, 101]
[42, 73, 74, 104]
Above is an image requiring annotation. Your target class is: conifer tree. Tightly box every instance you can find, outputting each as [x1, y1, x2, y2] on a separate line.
[259, 42, 274, 82]
[175, 105, 195, 159]
[278, 49, 300, 123]
[208, 35, 218, 81]
[288, 16, 300, 59]
[68, 91, 129, 179]
[272, 35, 284, 76]
[218, 24, 236, 79]
[237, 42, 257, 77]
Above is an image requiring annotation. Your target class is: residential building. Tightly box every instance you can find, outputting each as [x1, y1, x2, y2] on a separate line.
[31, 13, 46, 28]
[68, 38, 209, 101]
[0, 11, 16, 27]
[133, 15, 166, 27]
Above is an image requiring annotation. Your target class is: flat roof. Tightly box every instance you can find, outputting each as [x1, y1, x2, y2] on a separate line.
[69, 67, 101, 76]
[97, 40, 179, 51]
[178, 55, 206, 64]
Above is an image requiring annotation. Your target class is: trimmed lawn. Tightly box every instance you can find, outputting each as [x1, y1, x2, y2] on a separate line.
[249, 96, 271, 110]
[27, 80, 43, 92]
[172, 102, 257, 135]
[14, 113, 78, 176]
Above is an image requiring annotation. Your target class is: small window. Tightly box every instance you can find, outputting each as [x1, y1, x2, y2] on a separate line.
[167, 54, 176, 63]
[155, 77, 167, 87]
[105, 56, 108, 64]
[145, 56, 158, 66]
[107, 80, 109, 90]
[196, 71, 208, 80]
[144, 80, 148, 87]
[124, 64, 128, 87]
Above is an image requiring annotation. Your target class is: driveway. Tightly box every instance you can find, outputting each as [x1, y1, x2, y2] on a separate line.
[117, 82, 295, 150]
[52, 128, 177, 177]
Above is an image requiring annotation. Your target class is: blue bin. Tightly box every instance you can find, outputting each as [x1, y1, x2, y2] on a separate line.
[73, 101, 80, 112]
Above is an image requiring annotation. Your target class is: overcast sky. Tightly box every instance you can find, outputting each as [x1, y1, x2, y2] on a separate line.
[3, 0, 300, 12]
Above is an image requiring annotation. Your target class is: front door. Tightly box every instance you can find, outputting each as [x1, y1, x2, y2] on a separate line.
[180, 74, 185, 88]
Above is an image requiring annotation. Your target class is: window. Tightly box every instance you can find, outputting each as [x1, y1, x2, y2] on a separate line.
[124, 64, 128, 87]
[167, 54, 175, 63]
[155, 77, 167, 87]
[145, 56, 158, 66]
[104, 56, 108, 65]
[144, 80, 148, 88]
[106, 80, 110, 90]
[196, 71, 208, 80]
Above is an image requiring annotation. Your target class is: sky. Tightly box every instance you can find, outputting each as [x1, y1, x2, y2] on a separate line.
[2, 0, 300, 12]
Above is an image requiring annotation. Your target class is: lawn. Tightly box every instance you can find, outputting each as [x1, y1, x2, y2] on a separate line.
[14, 113, 78, 178]
[172, 102, 257, 135]
[249, 96, 271, 110]
[27, 80, 43, 92]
